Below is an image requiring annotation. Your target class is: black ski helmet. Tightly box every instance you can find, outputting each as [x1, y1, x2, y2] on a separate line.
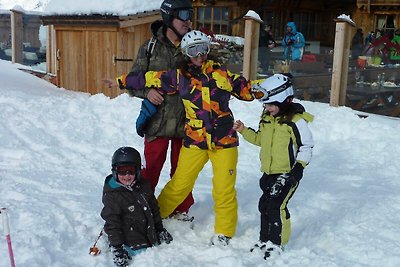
[160, 0, 193, 28]
[111, 147, 142, 181]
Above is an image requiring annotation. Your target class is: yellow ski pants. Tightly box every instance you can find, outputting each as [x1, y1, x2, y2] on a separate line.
[157, 146, 238, 237]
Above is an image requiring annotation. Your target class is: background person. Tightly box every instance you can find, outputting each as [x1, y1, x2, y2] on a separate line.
[258, 24, 276, 73]
[281, 22, 305, 61]
[351, 28, 364, 60]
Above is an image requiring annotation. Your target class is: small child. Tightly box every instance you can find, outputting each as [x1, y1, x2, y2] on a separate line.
[233, 74, 314, 259]
[101, 147, 173, 267]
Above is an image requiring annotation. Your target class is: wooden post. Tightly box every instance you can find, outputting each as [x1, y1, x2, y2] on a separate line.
[10, 8, 23, 64]
[330, 18, 355, 107]
[242, 14, 262, 80]
[46, 25, 56, 74]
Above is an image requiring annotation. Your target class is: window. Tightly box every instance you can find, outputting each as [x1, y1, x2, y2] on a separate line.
[195, 7, 229, 35]
[375, 15, 396, 37]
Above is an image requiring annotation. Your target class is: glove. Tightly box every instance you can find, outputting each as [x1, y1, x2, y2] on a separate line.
[290, 162, 304, 183]
[287, 39, 294, 45]
[157, 228, 173, 244]
[269, 162, 304, 198]
[111, 245, 131, 267]
[136, 99, 157, 137]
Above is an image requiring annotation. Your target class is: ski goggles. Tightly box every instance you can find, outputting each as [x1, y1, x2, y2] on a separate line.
[116, 165, 137, 176]
[184, 43, 210, 58]
[173, 9, 193, 21]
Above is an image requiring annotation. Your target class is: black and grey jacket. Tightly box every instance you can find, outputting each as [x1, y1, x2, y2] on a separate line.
[100, 174, 163, 249]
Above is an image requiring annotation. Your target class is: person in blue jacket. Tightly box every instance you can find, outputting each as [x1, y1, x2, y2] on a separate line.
[281, 22, 305, 61]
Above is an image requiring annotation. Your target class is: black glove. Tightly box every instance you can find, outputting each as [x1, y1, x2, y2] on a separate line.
[111, 245, 131, 267]
[287, 39, 294, 45]
[269, 163, 304, 198]
[290, 162, 304, 183]
[157, 228, 173, 244]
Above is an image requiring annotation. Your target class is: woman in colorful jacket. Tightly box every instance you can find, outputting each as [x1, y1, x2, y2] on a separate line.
[116, 30, 262, 246]
[281, 21, 305, 61]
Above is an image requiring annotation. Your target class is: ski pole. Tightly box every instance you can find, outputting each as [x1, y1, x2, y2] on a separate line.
[1, 208, 16, 267]
[89, 228, 104, 256]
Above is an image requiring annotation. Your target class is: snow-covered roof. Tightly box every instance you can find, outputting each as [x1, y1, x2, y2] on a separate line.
[44, 0, 163, 16]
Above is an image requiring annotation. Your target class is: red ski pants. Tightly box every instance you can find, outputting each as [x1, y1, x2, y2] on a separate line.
[141, 136, 194, 214]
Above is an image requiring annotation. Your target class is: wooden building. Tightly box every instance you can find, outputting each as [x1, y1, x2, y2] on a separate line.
[192, 0, 357, 47]
[41, 11, 160, 98]
[353, 0, 400, 36]
[40, 0, 399, 98]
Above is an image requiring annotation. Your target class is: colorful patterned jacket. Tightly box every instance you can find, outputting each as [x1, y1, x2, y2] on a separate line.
[119, 60, 260, 150]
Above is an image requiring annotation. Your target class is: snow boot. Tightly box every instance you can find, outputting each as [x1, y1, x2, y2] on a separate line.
[250, 240, 283, 260]
[210, 234, 231, 246]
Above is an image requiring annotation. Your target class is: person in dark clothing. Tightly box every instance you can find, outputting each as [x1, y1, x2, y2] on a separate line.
[352, 28, 364, 59]
[101, 147, 173, 267]
[258, 24, 276, 72]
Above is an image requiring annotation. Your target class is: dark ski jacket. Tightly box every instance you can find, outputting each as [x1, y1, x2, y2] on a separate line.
[100, 175, 163, 249]
[128, 20, 186, 142]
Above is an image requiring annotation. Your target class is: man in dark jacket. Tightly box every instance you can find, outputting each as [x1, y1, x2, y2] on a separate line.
[128, 0, 194, 218]
[258, 24, 276, 73]
[101, 147, 172, 267]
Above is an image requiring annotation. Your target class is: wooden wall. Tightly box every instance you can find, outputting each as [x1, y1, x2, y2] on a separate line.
[47, 16, 156, 98]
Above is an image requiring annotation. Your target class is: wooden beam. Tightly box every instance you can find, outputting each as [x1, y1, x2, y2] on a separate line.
[330, 18, 355, 107]
[242, 14, 262, 80]
[119, 14, 161, 28]
[10, 9, 23, 64]
[53, 25, 118, 32]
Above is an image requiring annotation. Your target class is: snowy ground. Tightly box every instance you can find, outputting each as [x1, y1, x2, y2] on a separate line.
[1, 59, 400, 266]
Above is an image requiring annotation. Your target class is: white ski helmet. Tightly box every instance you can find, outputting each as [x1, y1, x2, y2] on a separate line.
[181, 30, 211, 57]
[256, 74, 294, 104]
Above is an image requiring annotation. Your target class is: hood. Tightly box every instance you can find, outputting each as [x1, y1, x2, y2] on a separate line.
[286, 22, 297, 34]
[150, 20, 164, 37]
[104, 174, 121, 190]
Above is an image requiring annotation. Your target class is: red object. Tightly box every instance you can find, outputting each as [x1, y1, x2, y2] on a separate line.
[1, 208, 16, 267]
[357, 58, 367, 69]
[141, 137, 194, 213]
[302, 54, 317, 62]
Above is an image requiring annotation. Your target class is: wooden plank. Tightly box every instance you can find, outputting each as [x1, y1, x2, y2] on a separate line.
[10, 10, 23, 64]
[57, 30, 86, 92]
[54, 25, 117, 32]
[119, 14, 161, 28]
[330, 19, 355, 107]
[86, 30, 118, 97]
[242, 16, 261, 80]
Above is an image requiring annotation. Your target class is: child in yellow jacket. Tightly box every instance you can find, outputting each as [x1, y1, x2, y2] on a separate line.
[233, 74, 314, 259]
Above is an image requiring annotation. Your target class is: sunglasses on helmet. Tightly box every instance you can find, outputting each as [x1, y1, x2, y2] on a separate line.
[173, 9, 193, 21]
[184, 43, 210, 58]
[116, 165, 136, 176]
